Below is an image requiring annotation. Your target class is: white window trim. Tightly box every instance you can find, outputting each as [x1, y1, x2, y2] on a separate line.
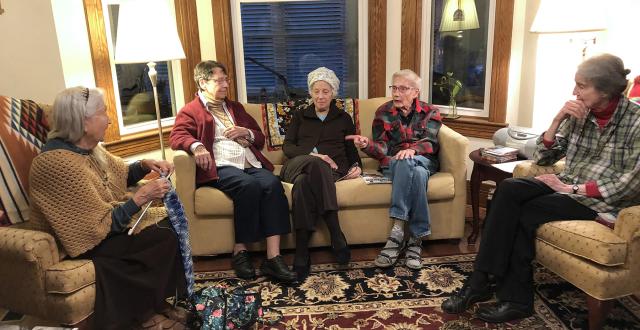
[101, 0, 183, 135]
[230, 0, 368, 103]
[422, 0, 496, 118]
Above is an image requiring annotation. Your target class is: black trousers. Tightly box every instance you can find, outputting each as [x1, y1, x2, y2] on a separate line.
[78, 220, 187, 329]
[475, 178, 597, 305]
[280, 155, 339, 230]
[201, 166, 290, 243]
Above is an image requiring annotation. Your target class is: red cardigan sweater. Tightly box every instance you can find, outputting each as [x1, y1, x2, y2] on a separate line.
[170, 96, 274, 184]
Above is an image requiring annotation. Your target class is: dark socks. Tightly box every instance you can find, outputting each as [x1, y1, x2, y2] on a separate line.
[294, 229, 311, 267]
[324, 211, 346, 250]
[469, 270, 489, 290]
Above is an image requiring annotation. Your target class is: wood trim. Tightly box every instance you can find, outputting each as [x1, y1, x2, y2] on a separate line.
[175, 0, 202, 103]
[488, 0, 514, 123]
[443, 116, 507, 139]
[83, 0, 120, 143]
[400, 0, 421, 73]
[368, 0, 387, 98]
[103, 129, 172, 158]
[212, 0, 237, 101]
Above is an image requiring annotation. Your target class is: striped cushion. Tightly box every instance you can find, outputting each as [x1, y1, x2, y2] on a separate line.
[0, 96, 49, 225]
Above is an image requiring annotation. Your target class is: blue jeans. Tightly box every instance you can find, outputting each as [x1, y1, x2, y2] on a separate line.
[382, 155, 439, 238]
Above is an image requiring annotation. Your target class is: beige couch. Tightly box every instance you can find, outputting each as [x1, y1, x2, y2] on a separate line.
[173, 97, 469, 256]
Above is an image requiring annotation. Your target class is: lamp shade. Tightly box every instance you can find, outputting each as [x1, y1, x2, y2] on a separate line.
[114, 0, 185, 64]
[530, 0, 606, 34]
[440, 0, 480, 32]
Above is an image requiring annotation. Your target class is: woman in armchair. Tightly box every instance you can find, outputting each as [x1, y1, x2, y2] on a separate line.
[280, 67, 362, 281]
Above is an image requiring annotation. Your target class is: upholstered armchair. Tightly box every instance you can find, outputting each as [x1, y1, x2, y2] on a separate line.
[514, 160, 640, 330]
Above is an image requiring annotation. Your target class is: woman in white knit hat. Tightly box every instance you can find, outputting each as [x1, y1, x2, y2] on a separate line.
[280, 67, 362, 281]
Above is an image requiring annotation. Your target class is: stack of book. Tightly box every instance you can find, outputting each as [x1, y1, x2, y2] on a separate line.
[481, 146, 519, 163]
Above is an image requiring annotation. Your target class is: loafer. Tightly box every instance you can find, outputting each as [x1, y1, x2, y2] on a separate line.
[476, 301, 533, 323]
[232, 250, 256, 279]
[441, 283, 493, 314]
[260, 255, 296, 283]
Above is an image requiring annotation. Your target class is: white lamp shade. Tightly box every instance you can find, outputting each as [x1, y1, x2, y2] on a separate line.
[440, 0, 480, 32]
[114, 0, 186, 64]
[530, 0, 606, 34]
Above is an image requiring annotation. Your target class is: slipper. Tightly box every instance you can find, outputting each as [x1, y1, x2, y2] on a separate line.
[374, 236, 405, 268]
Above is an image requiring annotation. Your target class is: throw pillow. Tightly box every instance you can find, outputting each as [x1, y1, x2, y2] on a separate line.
[0, 96, 49, 225]
[261, 98, 359, 150]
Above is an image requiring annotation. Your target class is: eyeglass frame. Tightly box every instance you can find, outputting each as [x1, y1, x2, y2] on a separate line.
[206, 76, 231, 85]
[81, 87, 90, 104]
[388, 85, 416, 93]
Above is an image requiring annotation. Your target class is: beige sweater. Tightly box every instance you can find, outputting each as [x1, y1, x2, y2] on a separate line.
[29, 149, 166, 257]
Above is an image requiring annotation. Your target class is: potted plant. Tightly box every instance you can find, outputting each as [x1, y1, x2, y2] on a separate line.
[434, 72, 463, 119]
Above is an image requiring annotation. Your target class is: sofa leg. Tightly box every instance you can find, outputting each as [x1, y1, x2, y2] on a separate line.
[586, 295, 613, 330]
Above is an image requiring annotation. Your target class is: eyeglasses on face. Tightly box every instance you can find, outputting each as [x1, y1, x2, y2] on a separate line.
[81, 87, 89, 104]
[388, 85, 414, 93]
[208, 77, 231, 85]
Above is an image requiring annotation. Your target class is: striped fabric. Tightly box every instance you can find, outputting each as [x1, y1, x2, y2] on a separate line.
[0, 96, 49, 225]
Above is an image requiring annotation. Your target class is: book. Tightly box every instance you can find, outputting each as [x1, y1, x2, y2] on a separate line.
[481, 146, 519, 156]
[361, 173, 392, 184]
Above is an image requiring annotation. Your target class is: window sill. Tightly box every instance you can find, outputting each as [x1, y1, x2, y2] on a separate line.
[103, 127, 172, 158]
[442, 116, 507, 139]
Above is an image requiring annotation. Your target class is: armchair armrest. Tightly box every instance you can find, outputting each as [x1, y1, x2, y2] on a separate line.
[438, 124, 468, 182]
[513, 160, 565, 178]
[615, 205, 640, 242]
[172, 150, 197, 217]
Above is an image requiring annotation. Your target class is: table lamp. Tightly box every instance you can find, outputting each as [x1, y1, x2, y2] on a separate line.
[440, 0, 480, 33]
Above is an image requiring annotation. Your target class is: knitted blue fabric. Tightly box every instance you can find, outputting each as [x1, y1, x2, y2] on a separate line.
[164, 185, 195, 297]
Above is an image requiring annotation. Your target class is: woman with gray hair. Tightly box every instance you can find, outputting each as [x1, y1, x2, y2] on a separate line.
[442, 53, 640, 323]
[280, 67, 362, 281]
[347, 69, 442, 271]
[29, 87, 189, 329]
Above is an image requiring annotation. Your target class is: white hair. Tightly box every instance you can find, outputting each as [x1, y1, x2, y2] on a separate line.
[392, 69, 422, 90]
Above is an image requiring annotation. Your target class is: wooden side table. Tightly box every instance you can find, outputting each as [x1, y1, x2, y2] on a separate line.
[467, 149, 523, 244]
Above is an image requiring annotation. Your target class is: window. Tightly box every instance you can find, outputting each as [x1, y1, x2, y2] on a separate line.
[430, 0, 491, 115]
[233, 0, 360, 103]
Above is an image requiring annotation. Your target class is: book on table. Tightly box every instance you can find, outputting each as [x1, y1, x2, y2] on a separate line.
[481, 146, 519, 163]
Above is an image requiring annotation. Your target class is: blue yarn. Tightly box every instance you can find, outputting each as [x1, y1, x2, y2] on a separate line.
[164, 182, 195, 297]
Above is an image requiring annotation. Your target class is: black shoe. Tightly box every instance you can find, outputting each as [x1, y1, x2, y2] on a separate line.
[476, 301, 533, 323]
[441, 283, 493, 314]
[293, 256, 311, 282]
[261, 255, 296, 283]
[231, 250, 255, 280]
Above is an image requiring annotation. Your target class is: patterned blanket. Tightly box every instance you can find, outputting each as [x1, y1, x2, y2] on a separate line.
[261, 98, 359, 150]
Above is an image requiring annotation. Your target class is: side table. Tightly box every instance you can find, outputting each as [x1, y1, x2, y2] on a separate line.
[467, 149, 524, 244]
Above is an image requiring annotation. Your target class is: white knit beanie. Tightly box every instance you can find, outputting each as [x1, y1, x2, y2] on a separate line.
[307, 67, 340, 94]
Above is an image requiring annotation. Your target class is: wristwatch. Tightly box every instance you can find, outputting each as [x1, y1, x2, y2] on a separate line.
[572, 184, 579, 194]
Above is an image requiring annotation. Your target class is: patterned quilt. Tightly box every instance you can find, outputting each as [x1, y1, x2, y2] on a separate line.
[261, 98, 359, 150]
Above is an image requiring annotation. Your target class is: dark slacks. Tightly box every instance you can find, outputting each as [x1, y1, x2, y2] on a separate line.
[280, 155, 339, 230]
[475, 178, 597, 305]
[78, 220, 187, 329]
[201, 166, 290, 243]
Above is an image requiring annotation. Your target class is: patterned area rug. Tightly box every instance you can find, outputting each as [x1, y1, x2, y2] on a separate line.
[194, 254, 640, 329]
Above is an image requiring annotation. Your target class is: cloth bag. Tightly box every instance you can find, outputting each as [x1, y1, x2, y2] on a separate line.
[192, 282, 282, 329]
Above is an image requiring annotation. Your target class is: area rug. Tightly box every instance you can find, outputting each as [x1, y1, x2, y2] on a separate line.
[194, 254, 640, 329]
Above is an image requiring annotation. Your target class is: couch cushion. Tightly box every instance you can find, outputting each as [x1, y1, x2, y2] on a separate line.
[45, 259, 95, 294]
[536, 220, 627, 266]
[194, 172, 454, 216]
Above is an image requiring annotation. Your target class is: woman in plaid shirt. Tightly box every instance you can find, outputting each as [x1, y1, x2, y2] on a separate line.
[442, 54, 640, 323]
[348, 69, 442, 270]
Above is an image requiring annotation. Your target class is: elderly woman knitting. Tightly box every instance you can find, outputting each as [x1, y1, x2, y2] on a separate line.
[29, 87, 188, 329]
[280, 67, 362, 281]
[347, 69, 442, 270]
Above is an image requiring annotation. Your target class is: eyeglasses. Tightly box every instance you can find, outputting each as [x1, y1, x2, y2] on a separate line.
[208, 77, 231, 85]
[81, 87, 89, 104]
[388, 85, 414, 93]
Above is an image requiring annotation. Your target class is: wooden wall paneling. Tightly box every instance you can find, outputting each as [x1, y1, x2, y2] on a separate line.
[211, 0, 237, 101]
[368, 0, 387, 98]
[488, 0, 513, 123]
[400, 0, 421, 73]
[83, 0, 120, 143]
[175, 0, 202, 103]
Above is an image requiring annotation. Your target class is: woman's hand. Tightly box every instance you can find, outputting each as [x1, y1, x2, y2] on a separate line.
[193, 145, 213, 171]
[310, 153, 338, 170]
[343, 166, 362, 180]
[345, 135, 369, 149]
[535, 174, 571, 193]
[133, 177, 171, 206]
[223, 126, 251, 140]
[554, 100, 588, 123]
[141, 159, 174, 177]
[394, 149, 416, 160]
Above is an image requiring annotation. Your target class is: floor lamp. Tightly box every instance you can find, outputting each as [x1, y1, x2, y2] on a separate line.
[114, 0, 186, 160]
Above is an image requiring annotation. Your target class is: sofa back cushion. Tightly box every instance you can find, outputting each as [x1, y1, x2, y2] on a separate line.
[0, 96, 50, 225]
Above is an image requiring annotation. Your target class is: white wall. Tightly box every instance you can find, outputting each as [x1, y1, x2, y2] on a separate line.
[0, 0, 66, 103]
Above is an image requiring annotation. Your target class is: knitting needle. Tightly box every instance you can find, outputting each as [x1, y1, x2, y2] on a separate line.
[128, 200, 153, 235]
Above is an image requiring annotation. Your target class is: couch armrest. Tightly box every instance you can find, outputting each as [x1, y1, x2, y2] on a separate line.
[513, 160, 566, 178]
[438, 124, 468, 181]
[0, 227, 59, 312]
[173, 150, 197, 217]
[615, 205, 640, 242]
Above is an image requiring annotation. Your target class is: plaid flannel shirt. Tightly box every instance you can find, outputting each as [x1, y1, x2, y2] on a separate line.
[363, 99, 442, 167]
[534, 97, 640, 213]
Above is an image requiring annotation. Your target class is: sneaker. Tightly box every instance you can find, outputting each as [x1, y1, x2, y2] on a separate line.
[260, 255, 296, 283]
[231, 250, 256, 279]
